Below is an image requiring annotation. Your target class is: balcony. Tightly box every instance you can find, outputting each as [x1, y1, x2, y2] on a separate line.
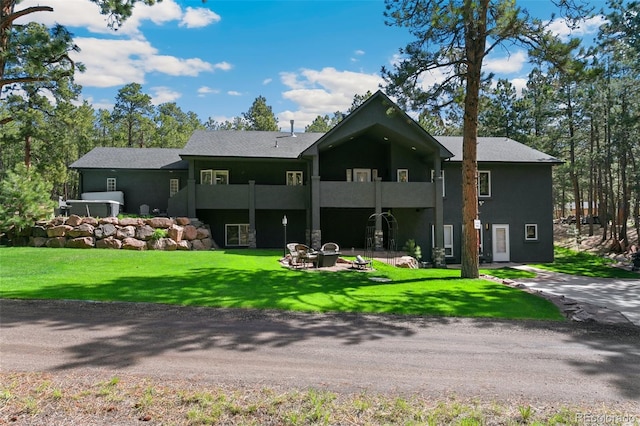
[195, 184, 306, 210]
[320, 181, 435, 208]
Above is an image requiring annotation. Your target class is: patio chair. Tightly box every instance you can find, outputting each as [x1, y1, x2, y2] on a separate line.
[318, 242, 341, 267]
[294, 243, 318, 268]
[287, 243, 301, 267]
[320, 242, 340, 253]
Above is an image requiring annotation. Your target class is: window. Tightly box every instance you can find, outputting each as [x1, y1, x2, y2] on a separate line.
[169, 178, 179, 197]
[214, 170, 229, 185]
[353, 168, 371, 182]
[525, 224, 538, 241]
[397, 169, 408, 182]
[478, 170, 491, 197]
[432, 224, 454, 257]
[346, 169, 352, 182]
[431, 170, 445, 197]
[106, 177, 116, 191]
[286, 171, 303, 186]
[201, 169, 213, 185]
[225, 224, 249, 246]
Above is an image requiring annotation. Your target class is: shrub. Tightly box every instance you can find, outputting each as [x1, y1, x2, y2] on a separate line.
[0, 163, 55, 244]
[151, 228, 168, 241]
[403, 239, 422, 260]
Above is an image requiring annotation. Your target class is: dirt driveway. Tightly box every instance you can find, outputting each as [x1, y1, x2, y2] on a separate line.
[1, 299, 639, 407]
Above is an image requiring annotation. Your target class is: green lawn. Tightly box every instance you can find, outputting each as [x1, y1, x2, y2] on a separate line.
[0, 247, 563, 320]
[532, 246, 640, 278]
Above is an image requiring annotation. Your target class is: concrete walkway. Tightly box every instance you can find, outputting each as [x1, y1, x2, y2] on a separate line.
[513, 265, 640, 327]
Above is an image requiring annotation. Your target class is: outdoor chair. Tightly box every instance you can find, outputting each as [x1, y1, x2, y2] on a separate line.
[294, 244, 318, 268]
[287, 243, 302, 267]
[318, 242, 341, 268]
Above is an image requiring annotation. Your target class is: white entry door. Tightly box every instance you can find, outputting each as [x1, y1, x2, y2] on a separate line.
[492, 224, 510, 262]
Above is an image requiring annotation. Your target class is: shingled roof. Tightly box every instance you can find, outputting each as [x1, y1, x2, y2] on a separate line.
[436, 136, 563, 164]
[69, 148, 187, 170]
[180, 130, 323, 159]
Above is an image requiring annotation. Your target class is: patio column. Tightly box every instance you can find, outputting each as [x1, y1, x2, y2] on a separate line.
[187, 159, 196, 218]
[310, 175, 321, 249]
[432, 157, 445, 267]
[248, 180, 257, 248]
[374, 177, 383, 250]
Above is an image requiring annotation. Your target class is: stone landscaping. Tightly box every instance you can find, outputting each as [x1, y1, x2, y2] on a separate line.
[26, 215, 215, 251]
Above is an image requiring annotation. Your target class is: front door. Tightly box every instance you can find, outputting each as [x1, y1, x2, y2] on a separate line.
[492, 224, 510, 262]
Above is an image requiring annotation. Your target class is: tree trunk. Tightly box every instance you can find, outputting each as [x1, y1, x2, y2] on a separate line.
[460, 0, 488, 279]
[24, 134, 31, 168]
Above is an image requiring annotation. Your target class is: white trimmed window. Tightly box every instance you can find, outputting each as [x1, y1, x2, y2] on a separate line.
[225, 224, 249, 246]
[353, 168, 371, 182]
[201, 169, 213, 185]
[431, 170, 445, 197]
[286, 171, 303, 186]
[169, 178, 179, 197]
[106, 177, 116, 191]
[397, 169, 408, 182]
[525, 224, 538, 241]
[214, 170, 229, 185]
[478, 170, 491, 197]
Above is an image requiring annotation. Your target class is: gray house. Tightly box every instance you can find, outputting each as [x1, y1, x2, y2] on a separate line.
[71, 91, 561, 262]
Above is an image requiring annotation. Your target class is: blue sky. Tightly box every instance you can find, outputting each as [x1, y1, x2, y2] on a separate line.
[16, 0, 606, 131]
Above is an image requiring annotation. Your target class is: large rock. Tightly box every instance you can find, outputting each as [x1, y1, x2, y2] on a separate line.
[67, 223, 95, 238]
[122, 237, 146, 250]
[99, 216, 119, 225]
[47, 225, 73, 237]
[167, 224, 183, 242]
[31, 225, 48, 238]
[66, 237, 95, 249]
[116, 225, 136, 239]
[147, 237, 178, 251]
[46, 237, 67, 248]
[183, 225, 198, 240]
[176, 240, 191, 250]
[30, 237, 48, 247]
[96, 236, 122, 249]
[119, 217, 141, 227]
[95, 223, 117, 239]
[396, 256, 418, 269]
[146, 217, 174, 228]
[196, 227, 210, 239]
[82, 217, 99, 226]
[66, 214, 83, 227]
[176, 217, 191, 226]
[136, 224, 155, 241]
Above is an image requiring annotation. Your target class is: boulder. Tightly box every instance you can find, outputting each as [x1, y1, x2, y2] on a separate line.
[31, 225, 48, 238]
[183, 225, 198, 240]
[191, 239, 205, 251]
[46, 237, 67, 248]
[82, 217, 99, 226]
[30, 237, 48, 247]
[66, 214, 83, 226]
[67, 223, 95, 238]
[122, 237, 146, 250]
[176, 217, 191, 226]
[200, 238, 213, 250]
[116, 225, 136, 239]
[146, 217, 174, 228]
[119, 217, 141, 227]
[396, 256, 418, 269]
[96, 236, 122, 249]
[167, 224, 183, 242]
[176, 240, 191, 250]
[50, 217, 66, 226]
[148, 237, 178, 251]
[95, 223, 117, 239]
[99, 216, 119, 225]
[66, 237, 95, 249]
[196, 227, 210, 239]
[136, 224, 155, 241]
[47, 225, 73, 237]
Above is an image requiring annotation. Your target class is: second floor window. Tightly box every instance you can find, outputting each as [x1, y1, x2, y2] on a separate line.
[478, 170, 491, 197]
[169, 178, 179, 197]
[214, 170, 229, 185]
[107, 177, 116, 191]
[286, 171, 303, 185]
[201, 169, 213, 185]
[397, 169, 408, 182]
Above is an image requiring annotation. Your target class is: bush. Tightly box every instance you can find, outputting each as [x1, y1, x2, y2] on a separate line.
[403, 239, 422, 260]
[0, 164, 55, 244]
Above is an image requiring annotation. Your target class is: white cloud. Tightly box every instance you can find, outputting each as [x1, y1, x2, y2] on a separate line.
[150, 86, 182, 105]
[228, 91, 243, 96]
[180, 7, 221, 28]
[144, 55, 213, 76]
[510, 78, 528, 96]
[278, 67, 384, 129]
[546, 15, 606, 41]
[354, 50, 365, 56]
[213, 61, 233, 71]
[484, 51, 528, 74]
[263, 78, 273, 85]
[197, 86, 219, 96]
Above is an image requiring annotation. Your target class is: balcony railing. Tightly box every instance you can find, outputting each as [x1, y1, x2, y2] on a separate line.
[195, 184, 306, 210]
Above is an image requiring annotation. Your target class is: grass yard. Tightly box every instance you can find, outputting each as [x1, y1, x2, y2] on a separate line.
[0, 247, 562, 320]
[532, 246, 640, 278]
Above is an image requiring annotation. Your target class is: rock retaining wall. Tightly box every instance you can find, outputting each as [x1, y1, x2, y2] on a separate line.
[27, 215, 215, 251]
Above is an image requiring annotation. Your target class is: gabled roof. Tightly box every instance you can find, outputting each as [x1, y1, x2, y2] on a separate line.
[181, 130, 322, 159]
[69, 148, 187, 170]
[436, 136, 563, 164]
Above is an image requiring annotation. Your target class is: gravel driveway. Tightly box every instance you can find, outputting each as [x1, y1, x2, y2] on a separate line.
[2, 299, 639, 408]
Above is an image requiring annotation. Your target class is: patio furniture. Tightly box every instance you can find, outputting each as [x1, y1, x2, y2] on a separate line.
[287, 243, 303, 267]
[318, 242, 341, 268]
[294, 244, 318, 268]
[353, 255, 372, 270]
